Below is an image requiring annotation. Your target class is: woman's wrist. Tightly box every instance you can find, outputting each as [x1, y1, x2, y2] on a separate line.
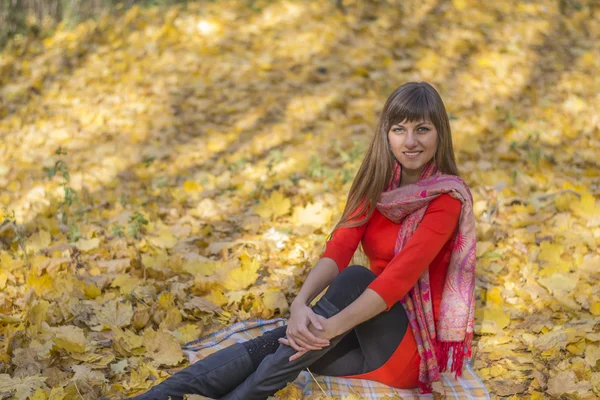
[291, 297, 309, 309]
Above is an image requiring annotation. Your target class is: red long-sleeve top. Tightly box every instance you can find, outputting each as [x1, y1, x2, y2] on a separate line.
[318, 193, 462, 388]
[320, 193, 462, 318]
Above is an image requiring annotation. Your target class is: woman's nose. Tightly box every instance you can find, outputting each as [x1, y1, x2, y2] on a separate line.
[405, 131, 417, 146]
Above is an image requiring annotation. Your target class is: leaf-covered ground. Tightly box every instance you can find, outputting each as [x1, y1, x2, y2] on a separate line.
[0, 0, 599, 399]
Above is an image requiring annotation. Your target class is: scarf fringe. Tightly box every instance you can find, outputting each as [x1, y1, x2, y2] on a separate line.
[434, 330, 474, 379]
[418, 380, 433, 394]
[434, 332, 473, 379]
[419, 330, 474, 394]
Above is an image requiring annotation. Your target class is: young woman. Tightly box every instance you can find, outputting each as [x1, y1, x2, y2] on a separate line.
[128, 81, 477, 400]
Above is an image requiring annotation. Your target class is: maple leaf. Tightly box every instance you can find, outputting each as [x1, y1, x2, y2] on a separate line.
[221, 253, 260, 291]
[51, 325, 87, 353]
[0, 374, 47, 400]
[254, 189, 291, 220]
[142, 328, 184, 367]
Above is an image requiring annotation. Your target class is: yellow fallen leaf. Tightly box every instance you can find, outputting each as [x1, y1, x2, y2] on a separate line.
[84, 282, 101, 299]
[31, 388, 47, 400]
[111, 327, 144, 357]
[547, 370, 592, 397]
[479, 307, 510, 334]
[566, 339, 586, 355]
[254, 189, 291, 220]
[173, 324, 203, 345]
[206, 289, 228, 307]
[584, 345, 600, 367]
[96, 300, 134, 328]
[538, 272, 580, 296]
[73, 237, 100, 252]
[571, 193, 598, 217]
[183, 180, 203, 194]
[533, 330, 568, 351]
[476, 241, 494, 257]
[486, 287, 504, 306]
[489, 365, 505, 377]
[262, 290, 289, 314]
[184, 297, 221, 313]
[452, 0, 468, 11]
[0, 270, 9, 290]
[26, 230, 51, 255]
[47, 387, 67, 400]
[110, 274, 143, 296]
[26, 299, 49, 335]
[0, 374, 47, 400]
[222, 253, 260, 291]
[142, 328, 184, 366]
[52, 325, 87, 353]
[273, 382, 305, 399]
[159, 307, 182, 331]
[291, 202, 333, 230]
[415, 50, 439, 72]
[157, 292, 175, 310]
[182, 258, 218, 276]
[538, 241, 563, 263]
[148, 227, 177, 249]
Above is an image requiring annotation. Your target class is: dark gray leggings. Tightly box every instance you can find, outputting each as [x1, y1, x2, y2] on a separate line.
[299, 264, 409, 376]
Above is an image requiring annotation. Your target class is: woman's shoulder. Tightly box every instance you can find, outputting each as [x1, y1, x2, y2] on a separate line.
[429, 193, 462, 214]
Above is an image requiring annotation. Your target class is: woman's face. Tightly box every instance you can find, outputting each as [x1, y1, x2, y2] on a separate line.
[387, 118, 438, 173]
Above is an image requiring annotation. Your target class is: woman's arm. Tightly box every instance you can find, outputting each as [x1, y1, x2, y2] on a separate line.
[284, 258, 339, 352]
[285, 207, 369, 352]
[328, 288, 387, 336]
[291, 257, 339, 308]
[292, 259, 386, 339]
[283, 288, 387, 361]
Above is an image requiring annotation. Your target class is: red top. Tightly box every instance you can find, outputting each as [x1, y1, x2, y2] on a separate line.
[319, 194, 462, 388]
[321, 193, 462, 323]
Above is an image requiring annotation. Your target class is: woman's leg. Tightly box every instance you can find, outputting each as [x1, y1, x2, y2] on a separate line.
[309, 297, 409, 376]
[128, 264, 377, 400]
[127, 327, 288, 400]
[221, 265, 379, 400]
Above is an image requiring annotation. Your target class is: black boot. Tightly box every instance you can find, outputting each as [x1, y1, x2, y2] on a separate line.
[220, 295, 351, 400]
[125, 326, 288, 400]
[126, 342, 254, 400]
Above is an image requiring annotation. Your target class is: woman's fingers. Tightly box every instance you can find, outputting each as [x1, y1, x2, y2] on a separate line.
[297, 326, 330, 347]
[281, 335, 323, 351]
[308, 313, 324, 330]
[289, 349, 307, 361]
[287, 326, 324, 349]
[285, 335, 307, 352]
[278, 338, 308, 361]
[292, 334, 324, 351]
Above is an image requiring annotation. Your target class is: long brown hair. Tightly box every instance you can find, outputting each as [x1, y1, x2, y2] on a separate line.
[329, 82, 461, 243]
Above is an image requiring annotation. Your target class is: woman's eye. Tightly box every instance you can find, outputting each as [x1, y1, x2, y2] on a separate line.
[392, 127, 428, 133]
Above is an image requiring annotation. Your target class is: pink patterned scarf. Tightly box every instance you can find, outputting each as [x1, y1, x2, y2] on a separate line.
[375, 159, 477, 394]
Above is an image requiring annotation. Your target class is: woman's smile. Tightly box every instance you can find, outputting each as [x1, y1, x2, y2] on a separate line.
[403, 151, 422, 159]
[388, 119, 438, 182]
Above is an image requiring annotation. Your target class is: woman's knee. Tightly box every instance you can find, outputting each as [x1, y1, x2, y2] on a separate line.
[339, 265, 376, 284]
[324, 265, 376, 308]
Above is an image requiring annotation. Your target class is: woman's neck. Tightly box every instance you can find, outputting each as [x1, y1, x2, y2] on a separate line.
[399, 169, 422, 187]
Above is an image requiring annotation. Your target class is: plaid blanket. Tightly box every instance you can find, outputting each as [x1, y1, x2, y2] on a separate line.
[182, 318, 490, 399]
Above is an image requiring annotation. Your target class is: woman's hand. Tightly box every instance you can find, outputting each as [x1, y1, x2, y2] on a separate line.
[279, 314, 338, 361]
[284, 302, 331, 353]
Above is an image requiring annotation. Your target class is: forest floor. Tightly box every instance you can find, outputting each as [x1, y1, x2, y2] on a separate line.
[0, 0, 598, 399]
